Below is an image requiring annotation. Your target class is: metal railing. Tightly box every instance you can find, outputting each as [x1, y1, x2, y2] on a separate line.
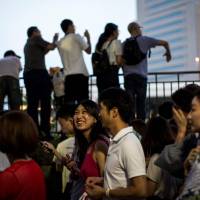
[88, 70, 200, 117]
[3, 70, 200, 133]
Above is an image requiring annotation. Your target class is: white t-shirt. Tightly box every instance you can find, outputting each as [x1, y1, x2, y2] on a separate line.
[0, 56, 22, 79]
[147, 154, 165, 197]
[57, 33, 89, 77]
[102, 39, 122, 66]
[104, 126, 146, 200]
[53, 137, 75, 192]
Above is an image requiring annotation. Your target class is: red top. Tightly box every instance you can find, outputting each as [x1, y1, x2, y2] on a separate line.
[0, 159, 46, 200]
[80, 142, 100, 180]
[80, 136, 109, 180]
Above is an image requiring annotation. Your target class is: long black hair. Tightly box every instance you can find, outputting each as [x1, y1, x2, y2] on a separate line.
[142, 116, 174, 157]
[74, 99, 107, 166]
[96, 23, 118, 52]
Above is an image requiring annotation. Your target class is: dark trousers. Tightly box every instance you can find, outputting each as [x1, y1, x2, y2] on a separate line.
[64, 74, 88, 104]
[96, 66, 120, 95]
[0, 76, 21, 111]
[124, 73, 147, 120]
[24, 70, 52, 137]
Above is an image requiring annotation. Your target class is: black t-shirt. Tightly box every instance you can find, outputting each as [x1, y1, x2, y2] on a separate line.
[24, 36, 50, 72]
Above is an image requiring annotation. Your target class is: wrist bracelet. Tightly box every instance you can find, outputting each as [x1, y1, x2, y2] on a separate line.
[105, 188, 110, 198]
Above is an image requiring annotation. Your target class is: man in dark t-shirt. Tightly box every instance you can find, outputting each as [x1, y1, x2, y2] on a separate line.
[24, 26, 58, 140]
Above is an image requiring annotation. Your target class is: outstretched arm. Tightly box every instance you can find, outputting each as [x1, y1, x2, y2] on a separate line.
[157, 40, 171, 62]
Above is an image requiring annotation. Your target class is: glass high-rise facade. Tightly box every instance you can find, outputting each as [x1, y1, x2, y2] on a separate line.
[137, 0, 200, 73]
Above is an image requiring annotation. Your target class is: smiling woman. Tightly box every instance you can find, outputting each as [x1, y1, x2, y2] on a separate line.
[0, 0, 136, 75]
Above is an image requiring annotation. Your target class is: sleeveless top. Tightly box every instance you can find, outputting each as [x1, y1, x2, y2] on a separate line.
[80, 135, 109, 180]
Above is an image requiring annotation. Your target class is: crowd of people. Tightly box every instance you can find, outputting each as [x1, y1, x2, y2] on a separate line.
[1, 19, 200, 200]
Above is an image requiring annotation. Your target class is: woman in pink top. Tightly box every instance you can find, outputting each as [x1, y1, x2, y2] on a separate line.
[43, 100, 109, 200]
[69, 99, 109, 200]
[0, 111, 46, 200]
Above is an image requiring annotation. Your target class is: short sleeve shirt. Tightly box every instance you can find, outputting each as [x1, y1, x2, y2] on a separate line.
[102, 39, 122, 65]
[57, 33, 89, 76]
[0, 56, 22, 79]
[53, 137, 75, 192]
[24, 36, 50, 72]
[104, 127, 146, 193]
[122, 36, 160, 78]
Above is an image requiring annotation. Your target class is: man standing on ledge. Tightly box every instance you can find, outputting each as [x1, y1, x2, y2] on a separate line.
[24, 26, 58, 140]
[57, 19, 91, 104]
[122, 21, 171, 121]
[0, 50, 22, 112]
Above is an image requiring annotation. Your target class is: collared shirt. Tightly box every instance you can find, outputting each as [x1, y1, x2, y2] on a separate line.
[104, 126, 146, 199]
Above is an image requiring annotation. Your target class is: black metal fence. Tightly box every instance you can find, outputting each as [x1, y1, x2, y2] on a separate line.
[88, 70, 200, 117]
[4, 70, 200, 133]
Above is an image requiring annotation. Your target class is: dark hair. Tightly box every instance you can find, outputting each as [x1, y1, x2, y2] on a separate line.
[184, 83, 200, 93]
[60, 19, 73, 33]
[193, 89, 200, 103]
[171, 88, 194, 113]
[0, 111, 39, 159]
[131, 119, 147, 137]
[4, 50, 21, 58]
[27, 26, 38, 38]
[74, 99, 107, 166]
[56, 103, 76, 120]
[98, 87, 134, 124]
[142, 116, 173, 157]
[158, 101, 174, 120]
[96, 23, 118, 51]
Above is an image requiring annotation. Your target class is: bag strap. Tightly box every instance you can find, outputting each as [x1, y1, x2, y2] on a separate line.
[102, 39, 114, 52]
[130, 35, 151, 58]
[106, 40, 113, 49]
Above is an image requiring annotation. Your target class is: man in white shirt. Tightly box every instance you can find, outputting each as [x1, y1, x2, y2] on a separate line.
[57, 19, 91, 104]
[0, 50, 22, 111]
[86, 87, 147, 200]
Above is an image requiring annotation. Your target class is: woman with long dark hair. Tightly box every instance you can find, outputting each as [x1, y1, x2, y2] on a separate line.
[42, 100, 109, 200]
[94, 23, 123, 95]
[142, 116, 175, 200]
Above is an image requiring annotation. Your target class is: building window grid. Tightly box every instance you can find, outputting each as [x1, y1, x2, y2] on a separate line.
[144, 10, 183, 25]
[145, 19, 184, 33]
[146, 0, 186, 14]
[147, 28, 185, 39]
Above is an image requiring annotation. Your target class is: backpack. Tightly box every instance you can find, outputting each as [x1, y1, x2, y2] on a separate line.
[123, 36, 147, 65]
[91, 41, 113, 75]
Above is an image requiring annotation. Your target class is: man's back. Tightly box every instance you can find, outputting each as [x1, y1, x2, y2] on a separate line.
[0, 56, 21, 79]
[122, 35, 160, 78]
[57, 33, 89, 76]
[24, 36, 49, 72]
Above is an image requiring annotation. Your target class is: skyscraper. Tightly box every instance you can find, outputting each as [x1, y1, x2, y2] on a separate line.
[137, 0, 200, 73]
